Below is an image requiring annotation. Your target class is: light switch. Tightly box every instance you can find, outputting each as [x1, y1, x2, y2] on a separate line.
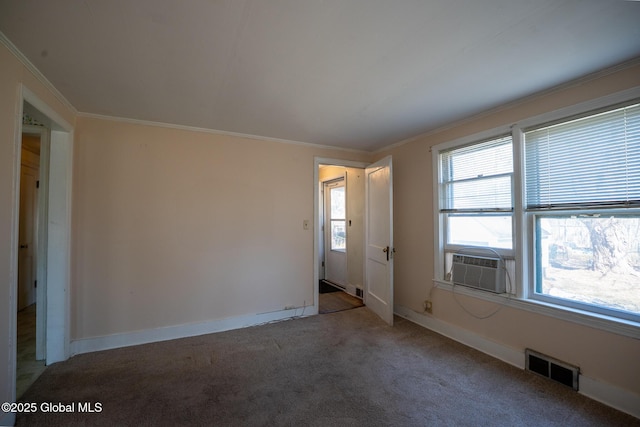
[303, 220, 310, 230]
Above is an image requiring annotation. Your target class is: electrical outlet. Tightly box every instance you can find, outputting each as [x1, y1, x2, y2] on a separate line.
[424, 300, 433, 314]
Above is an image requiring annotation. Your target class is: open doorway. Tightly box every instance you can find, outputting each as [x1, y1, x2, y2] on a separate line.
[11, 88, 74, 405]
[314, 156, 394, 324]
[318, 163, 365, 314]
[16, 110, 49, 398]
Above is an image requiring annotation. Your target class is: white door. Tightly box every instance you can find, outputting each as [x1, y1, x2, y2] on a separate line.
[365, 156, 393, 325]
[18, 159, 39, 310]
[324, 178, 347, 287]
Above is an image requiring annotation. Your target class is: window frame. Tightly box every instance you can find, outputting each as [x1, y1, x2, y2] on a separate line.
[432, 86, 640, 337]
[439, 135, 515, 255]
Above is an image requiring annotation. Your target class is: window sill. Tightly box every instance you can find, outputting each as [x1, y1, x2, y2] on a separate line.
[432, 279, 640, 340]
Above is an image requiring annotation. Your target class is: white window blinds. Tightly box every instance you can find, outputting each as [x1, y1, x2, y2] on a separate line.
[525, 103, 640, 210]
[440, 136, 513, 212]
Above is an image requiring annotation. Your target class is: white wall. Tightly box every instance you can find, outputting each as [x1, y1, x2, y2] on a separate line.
[71, 117, 370, 343]
[345, 167, 364, 293]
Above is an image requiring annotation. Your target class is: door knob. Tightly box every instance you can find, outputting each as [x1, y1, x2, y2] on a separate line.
[383, 246, 389, 261]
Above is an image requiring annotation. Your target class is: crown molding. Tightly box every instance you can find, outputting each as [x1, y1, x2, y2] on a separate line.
[76, 112, 370, 154]
[0, 30, 77, 115]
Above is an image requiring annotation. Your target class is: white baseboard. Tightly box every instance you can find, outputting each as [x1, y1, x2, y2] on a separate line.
[70, 306, 314, 356]
[579, 376, 640, 420]
[394, 305, 523, 368]
[394, 305, 640, 420]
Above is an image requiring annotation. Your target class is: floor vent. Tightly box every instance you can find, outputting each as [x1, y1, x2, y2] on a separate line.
[356, 288, 363, 298]
[525, 349, 579, 390]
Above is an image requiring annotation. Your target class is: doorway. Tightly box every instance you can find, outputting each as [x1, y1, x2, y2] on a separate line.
[16, 122, 48, 398]
[319, 168, 364, 315]
[10, 87, 74, 407]
[314, 157, 394, 324]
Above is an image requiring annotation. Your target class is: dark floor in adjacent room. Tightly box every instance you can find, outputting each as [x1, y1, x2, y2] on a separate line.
[318, 280, 364, 314]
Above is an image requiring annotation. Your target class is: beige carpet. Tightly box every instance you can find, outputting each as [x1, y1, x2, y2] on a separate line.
[17, 308, 639, 426]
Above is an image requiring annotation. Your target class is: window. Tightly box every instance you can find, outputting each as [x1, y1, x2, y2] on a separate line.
[434, 97, 640, 326]
[524, 103, 640, 321]
[440, 136, 513, 251]
[534, 215, 640, 318]
[329, 184, 346, 251]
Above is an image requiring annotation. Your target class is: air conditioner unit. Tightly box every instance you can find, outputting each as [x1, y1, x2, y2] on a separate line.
[451, 254, 506, 293]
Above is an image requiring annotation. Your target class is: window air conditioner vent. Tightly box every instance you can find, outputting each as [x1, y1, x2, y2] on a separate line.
[451, 254, 506, 293]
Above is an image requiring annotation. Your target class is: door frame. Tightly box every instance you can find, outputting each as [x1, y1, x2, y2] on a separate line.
[313, 157, 368, 315]
[9, 85, 73, 402]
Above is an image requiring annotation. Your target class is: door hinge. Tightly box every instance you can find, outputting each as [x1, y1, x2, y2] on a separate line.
[36, 180, 40, 188]
[321, 261, 325, 267]
[34, 280, 37, 288]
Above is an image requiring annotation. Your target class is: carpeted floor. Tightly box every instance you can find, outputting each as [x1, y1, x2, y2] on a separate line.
[16, 308, 639, 426]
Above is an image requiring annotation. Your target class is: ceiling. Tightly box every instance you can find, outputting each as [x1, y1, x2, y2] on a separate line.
[1, 1, 639, 152]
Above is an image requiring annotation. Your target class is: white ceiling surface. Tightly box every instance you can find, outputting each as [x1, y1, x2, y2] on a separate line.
[1, 1, 640, 152]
